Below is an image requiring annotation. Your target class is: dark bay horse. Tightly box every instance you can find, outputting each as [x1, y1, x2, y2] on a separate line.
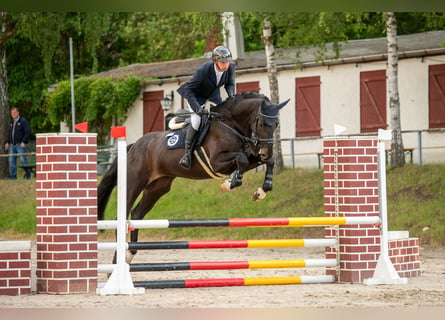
[98, 92, 289, 262]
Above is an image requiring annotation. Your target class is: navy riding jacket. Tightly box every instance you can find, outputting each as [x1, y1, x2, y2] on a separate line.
[6, 116, 31, 145]
[177, 61, 235, 112]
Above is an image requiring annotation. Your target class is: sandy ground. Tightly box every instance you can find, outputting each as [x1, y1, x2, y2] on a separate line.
[0, 245, 444, 309]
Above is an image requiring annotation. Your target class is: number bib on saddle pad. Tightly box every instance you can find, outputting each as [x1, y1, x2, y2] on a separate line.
[165, 130, 185, 149]
[164, 122, 210, 150]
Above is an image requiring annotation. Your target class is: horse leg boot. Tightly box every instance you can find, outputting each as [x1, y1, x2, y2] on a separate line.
[179, 125, 198, 169]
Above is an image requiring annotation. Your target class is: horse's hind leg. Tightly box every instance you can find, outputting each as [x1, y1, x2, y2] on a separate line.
[126, 177, 175, 263]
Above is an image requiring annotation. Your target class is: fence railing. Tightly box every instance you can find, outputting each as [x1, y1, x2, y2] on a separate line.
[281, 128, 445, 168]
[2, 129, 443, 171]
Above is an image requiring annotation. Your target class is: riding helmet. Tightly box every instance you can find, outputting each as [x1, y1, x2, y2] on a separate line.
[212, 46, 232, 62]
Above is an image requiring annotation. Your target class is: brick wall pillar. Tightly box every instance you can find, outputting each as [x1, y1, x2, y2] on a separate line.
[35, 133, 98, 293]
[0, 241, 32, 295]
[324, 138, 380, 283]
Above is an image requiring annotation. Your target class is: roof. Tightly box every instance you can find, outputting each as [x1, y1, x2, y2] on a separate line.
[94, 30, 445, 83]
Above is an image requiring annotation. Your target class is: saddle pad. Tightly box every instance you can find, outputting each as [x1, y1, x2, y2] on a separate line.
[165, 130, 185, 149]
[165, 121, 210, 150]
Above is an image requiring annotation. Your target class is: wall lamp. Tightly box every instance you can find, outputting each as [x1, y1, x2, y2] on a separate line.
[160, 91, 174, 111]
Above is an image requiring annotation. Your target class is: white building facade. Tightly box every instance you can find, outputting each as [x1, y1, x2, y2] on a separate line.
[98, 31, 445, 168]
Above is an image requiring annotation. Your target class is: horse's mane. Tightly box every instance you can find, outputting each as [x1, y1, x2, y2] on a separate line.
[211, 91, 269, 115]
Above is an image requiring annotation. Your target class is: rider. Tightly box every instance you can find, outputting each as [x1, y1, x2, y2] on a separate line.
[176, 45, 235, 169]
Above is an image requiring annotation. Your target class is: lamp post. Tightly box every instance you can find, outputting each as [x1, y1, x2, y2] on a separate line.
[160, 91, 174, 112]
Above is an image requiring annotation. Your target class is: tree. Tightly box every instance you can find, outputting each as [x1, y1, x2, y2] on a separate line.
[241, 13, 352, 173]
[262, 16, 284, 172]
[0, 12, 17, 178]
[386, 12, 405, 167]
[116, 12, 221, 64]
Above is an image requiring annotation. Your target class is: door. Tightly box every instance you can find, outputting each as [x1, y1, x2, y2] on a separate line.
[143, 91, 164, 133]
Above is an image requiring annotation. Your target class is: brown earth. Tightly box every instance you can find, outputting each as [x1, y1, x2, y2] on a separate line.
[0, 245, 444, 308]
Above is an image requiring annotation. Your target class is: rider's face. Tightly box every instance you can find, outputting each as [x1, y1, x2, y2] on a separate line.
[215, 61, 230, 72]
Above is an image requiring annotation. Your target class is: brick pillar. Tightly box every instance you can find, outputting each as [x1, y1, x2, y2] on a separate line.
[35, 133, 97, 293]
[0, 241, 32, 295]
[324, 138, 380, 283]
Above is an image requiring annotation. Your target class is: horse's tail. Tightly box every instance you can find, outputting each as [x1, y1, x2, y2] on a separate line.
[97, 143, 134, 220]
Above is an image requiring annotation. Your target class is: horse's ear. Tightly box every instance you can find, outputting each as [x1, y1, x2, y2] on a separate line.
[276, 98, 290, 111]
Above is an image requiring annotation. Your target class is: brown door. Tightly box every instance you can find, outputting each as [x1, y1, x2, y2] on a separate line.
[236, 81, 260, 93]
[295, 76, 321, 137]
[360, 70, 387, 133]
[143, 91, 164, 133]
[429, 64, 445, 129]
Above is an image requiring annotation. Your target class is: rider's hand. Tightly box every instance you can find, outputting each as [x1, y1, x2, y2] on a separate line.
[196, 106, 205, 115]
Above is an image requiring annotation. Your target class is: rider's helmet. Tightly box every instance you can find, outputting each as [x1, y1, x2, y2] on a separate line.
[212, 46, 232, 62]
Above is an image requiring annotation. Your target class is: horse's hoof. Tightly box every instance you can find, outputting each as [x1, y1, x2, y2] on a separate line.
[252, 187, 267, 202]
[221, 179, 232, 192]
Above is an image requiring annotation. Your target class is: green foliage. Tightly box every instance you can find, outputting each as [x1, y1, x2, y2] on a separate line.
[4, 11, 445, 146]
[117, 12, 221, 64]
[239, 12, 445, 62]
[44, 76, 140, 144]
[6, 34, 50, 134]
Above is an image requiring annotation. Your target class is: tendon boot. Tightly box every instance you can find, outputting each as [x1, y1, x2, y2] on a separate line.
[179, 126, 198, 169]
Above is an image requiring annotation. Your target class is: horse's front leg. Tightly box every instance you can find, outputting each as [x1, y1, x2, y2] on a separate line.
[220, 152, 249, 191]
[252, 158, 274, 202]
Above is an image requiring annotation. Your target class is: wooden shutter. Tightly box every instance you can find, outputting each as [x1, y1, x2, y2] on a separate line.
[236, 81, 260, 93]
[429, 64, 445, 129]
[143, 91, 164, 134]
[295, 76, 321, 137]
[360, 70, 387, 133]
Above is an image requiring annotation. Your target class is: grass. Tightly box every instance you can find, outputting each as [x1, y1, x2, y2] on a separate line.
[0, 164, 444, 245]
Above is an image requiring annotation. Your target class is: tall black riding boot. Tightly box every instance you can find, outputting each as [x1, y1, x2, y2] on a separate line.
[179, 126, 198, 169]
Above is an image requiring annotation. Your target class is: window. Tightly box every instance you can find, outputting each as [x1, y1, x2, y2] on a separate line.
[143, 91, 164, 133]
[295, 76, 321, 137]
[360, 70, 387, 133]
[429, 64, 445, 129]
[236, 81, 260, 93]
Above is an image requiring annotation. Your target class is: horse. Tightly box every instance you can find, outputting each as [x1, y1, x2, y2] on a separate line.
[98, 91, 289, 263]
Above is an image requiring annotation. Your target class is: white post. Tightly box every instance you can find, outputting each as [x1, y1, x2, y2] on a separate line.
[98, 139, 144, 295]
[364, 129, 408, 285]
[69, 38, 76, 132]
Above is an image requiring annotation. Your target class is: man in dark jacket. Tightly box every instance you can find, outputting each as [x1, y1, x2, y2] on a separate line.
[176, 45, 235, 169]
[4, 108, 31, 179]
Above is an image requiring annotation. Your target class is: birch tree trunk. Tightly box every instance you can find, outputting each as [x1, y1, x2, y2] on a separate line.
[263, 16, 284, 172]
[386, 12, 405, 167]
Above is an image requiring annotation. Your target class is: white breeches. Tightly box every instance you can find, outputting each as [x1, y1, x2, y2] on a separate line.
[186, 102, 202, 131]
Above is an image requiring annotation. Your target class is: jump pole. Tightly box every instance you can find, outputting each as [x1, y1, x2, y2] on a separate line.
[97, 138, 144, 295]
[98, 258, 338, 273]
[364, 129, 407, 285]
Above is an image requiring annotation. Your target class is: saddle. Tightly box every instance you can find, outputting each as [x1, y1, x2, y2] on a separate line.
[164, 111, 210, 150]
[165, 111, 225, 179]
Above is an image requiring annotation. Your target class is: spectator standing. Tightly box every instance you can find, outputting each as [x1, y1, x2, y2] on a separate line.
[4, 108, 31, 179]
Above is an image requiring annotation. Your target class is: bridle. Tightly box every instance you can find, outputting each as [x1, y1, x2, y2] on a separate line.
[253, 111, 279, 144]
[210, 107, 279, 157]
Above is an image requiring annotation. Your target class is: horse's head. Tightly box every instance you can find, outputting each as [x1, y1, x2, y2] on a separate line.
[253, 97, 290, 161]
[212, 92, 290, 162]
